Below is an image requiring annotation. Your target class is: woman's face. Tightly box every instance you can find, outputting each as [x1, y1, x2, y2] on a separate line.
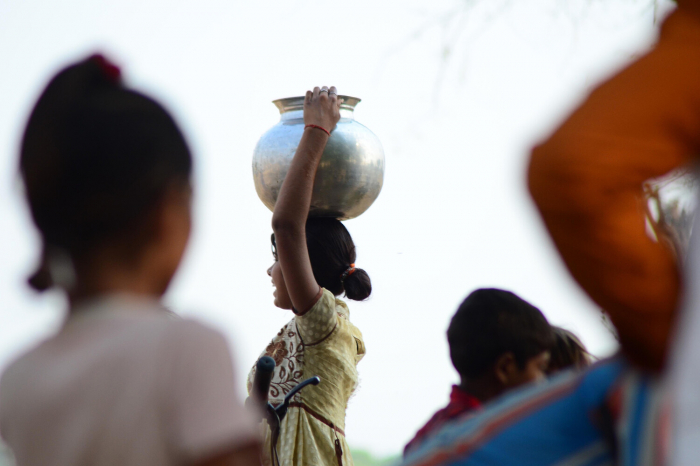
[268, 261, 293, 310]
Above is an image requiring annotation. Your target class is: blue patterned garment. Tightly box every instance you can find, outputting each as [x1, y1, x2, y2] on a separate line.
[401, 356, 667, 466]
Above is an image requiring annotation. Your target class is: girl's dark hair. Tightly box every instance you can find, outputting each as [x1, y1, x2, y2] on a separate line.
[305, 218, 371, 301]
[21, 54, 192, 291]
[547, 327, 592, 374]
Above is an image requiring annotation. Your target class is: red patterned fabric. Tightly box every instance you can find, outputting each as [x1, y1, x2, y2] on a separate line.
[404, 386, 482, 456]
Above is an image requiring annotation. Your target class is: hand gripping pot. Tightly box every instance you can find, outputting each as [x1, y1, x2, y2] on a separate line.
[252, 96, 385, 220]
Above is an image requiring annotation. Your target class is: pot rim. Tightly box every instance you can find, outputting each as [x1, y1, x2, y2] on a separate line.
[273, 95, 361, 114]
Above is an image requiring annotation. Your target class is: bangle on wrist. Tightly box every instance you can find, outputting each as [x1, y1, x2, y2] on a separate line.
[305, 124, 331, 137]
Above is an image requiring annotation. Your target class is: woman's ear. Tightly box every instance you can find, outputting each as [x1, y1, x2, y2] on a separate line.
[493, 352, 518, 386]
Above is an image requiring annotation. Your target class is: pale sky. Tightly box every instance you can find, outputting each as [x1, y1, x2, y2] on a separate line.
[0, 0, 675, 458]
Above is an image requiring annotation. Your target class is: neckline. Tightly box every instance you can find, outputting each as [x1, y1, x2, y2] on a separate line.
[65, 293, 170, 327]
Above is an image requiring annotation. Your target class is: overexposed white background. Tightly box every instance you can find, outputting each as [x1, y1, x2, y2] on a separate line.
[0, 0, 675, 457]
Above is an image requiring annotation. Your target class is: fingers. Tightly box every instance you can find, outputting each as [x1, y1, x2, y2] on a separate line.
[329, 86, 339, 107]
[306, 85, 339, 113]
[308, 87, 337, 99]
[303, 85, 341, 132]
[319, 86, 330, 103]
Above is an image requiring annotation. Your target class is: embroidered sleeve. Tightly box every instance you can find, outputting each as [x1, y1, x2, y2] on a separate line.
[296, 288, 337, 345]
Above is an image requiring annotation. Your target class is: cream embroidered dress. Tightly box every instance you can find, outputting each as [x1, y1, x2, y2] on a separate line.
[248, 288, 366, 466]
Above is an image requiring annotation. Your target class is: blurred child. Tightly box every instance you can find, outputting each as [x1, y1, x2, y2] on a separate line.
[0, 55, 259, 466]
[403, 288, 555, 456]
[547, 327, 592, 374]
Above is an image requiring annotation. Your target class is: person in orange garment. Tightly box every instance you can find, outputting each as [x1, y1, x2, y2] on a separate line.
[528, 2, 700, 372]
[398, 7, 700, 466]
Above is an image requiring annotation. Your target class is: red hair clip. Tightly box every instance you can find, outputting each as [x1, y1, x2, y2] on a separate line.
[341, 263, 356, 283]
[90, 54, 121, 83]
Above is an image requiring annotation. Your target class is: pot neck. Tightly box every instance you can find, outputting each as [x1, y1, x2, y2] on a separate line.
[273, 95, 360, 121]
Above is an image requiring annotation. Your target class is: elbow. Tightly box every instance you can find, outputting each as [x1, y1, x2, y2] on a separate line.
[527, 142, 558, 210]
[527, 140, 592, 216]
[271, 215, 304, 235]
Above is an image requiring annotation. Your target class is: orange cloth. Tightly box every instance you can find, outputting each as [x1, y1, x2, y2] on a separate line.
[528, 6, 700, 371]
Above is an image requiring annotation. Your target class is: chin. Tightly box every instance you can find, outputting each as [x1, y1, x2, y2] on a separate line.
[273, 298, 292, 311]
[273, 300, 290, 310]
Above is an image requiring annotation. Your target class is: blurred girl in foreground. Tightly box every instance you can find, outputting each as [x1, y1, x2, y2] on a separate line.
[248, 86, 370, 466]
[0, 55, 259, 466]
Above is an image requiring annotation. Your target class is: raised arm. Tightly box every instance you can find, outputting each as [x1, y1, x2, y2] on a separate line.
[528, 10, 700, 371]
[271, 86, 341, 314]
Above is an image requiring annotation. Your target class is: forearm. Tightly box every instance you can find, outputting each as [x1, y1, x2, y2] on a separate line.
[272, 128, 329, 232]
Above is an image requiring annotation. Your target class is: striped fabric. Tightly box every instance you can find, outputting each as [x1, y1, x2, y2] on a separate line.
[402, 357, 665, 466]
[612, 371, 668, 466]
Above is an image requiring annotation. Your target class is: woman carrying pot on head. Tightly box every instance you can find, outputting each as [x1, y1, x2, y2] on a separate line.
[248, 86, 371, 466]
[0, 55, 260, 466]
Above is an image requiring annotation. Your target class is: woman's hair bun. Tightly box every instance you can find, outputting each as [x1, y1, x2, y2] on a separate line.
[90, 54, 122, 83]
[343, 267, 372, 301]
[305, 218, 371, 301]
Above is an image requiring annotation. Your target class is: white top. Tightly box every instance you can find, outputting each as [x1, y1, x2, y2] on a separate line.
[0, 295, 258, 466]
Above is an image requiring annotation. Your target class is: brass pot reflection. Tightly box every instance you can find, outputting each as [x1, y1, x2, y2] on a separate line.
[252, 96, 385, 220]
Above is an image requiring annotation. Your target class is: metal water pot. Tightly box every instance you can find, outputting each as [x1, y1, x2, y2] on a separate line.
[252, 96, 385, 220]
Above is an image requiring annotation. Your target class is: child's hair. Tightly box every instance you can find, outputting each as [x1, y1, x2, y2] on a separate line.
[305, 218, 371, 301]
[20, 54, 192, 291]
[447, 288, 554, 379]
[547, 327, 592, 373]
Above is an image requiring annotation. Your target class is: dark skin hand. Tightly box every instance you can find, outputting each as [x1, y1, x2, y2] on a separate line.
[271, 86, 342, 314]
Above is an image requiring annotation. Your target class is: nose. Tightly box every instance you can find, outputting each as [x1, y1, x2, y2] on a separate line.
[267, 265, 273, 277]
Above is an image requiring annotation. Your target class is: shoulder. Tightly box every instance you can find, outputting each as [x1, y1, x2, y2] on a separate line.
[404, 405, 452, 456]
[296, 288, 336, 324]
[161, 318, 227, 344]
[304, 288, 337, 314]
[157, 319, 234, 369]
[0, 332, 64, 400]
[0, 347, 37, 404]
[295, 289, 344, 346]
